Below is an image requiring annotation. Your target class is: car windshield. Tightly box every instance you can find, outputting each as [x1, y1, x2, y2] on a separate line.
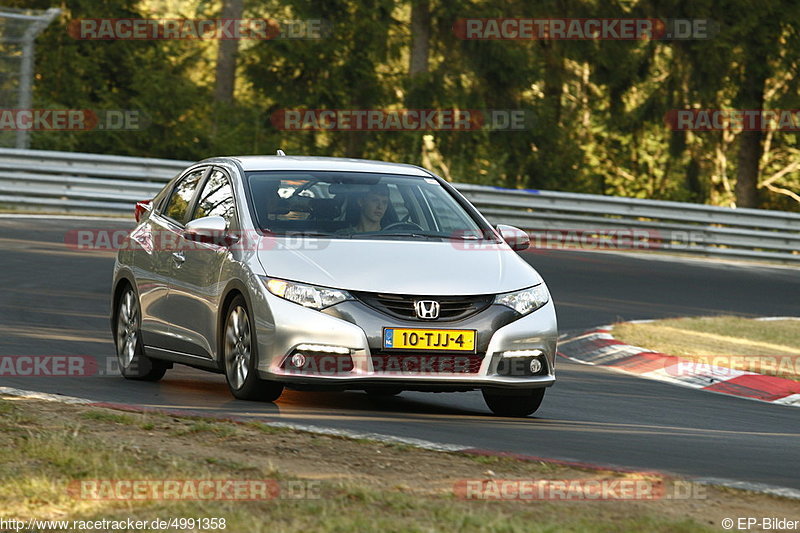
[246, 171, 495, 241]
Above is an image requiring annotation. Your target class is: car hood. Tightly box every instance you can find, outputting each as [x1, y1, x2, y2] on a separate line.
[256, 238, 543, 295]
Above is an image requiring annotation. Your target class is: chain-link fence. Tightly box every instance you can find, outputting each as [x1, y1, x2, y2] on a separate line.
[0, 6, 59, 149]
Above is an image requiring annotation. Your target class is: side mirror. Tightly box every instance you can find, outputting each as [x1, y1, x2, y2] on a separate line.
[496, 224, 530, 251]
[184, 216, 237, 246]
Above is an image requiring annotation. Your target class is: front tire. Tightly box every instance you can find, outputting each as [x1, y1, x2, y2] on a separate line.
[223, 295, 283, 402]
[115, 286, 167, 382]
[482, 388, 545, 417]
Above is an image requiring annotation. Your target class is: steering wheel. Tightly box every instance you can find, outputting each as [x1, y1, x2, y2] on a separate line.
[383, 221, 424, 232]
[288, 180, 317, 199]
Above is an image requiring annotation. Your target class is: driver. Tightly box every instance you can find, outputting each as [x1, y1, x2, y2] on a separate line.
[349, 183, 389, 232]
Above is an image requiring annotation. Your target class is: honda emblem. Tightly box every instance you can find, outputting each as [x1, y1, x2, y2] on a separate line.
[414, 300, 440, 320]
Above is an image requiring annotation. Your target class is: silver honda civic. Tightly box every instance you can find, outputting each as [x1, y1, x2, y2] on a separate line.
[110, 154, 557, 416]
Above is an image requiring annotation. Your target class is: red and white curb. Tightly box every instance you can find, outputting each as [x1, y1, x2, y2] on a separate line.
[558, 318, 800, 407]
[2, 384, 800, 499]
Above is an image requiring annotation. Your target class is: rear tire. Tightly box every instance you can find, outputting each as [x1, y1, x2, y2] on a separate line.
[482, 388, 545, 417]
[223, 295, 284, 402]
[115, 286, 168, 382]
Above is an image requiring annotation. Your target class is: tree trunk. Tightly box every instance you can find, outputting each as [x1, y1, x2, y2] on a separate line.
[542, 41, 563, 125]
[409, 0, 430, 77]
[214, 0, 244, 103]
[734, 45, 770, 208]
[345, 131, 366, 158]
[407, 0, 431, 164]
[736, 129, 762, 208]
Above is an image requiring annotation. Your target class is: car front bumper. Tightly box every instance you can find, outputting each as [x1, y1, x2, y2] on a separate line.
[252, 289, 558, 391]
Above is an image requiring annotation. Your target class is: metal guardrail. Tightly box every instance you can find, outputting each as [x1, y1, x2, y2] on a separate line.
[1, 148, 798, 262]
[456, 185, 800, 262]
[0, 148, 188, 212]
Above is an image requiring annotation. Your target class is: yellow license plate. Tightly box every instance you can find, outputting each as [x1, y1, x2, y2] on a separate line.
[383, 328, 476, 352]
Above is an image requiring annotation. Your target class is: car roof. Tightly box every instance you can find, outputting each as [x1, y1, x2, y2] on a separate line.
[201, 155, 433, 177]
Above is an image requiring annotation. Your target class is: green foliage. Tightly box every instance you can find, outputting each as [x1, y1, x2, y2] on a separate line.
[9, 0, 800, 209]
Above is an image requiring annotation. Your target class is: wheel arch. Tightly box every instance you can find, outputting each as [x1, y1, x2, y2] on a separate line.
[110, 270, 138, 337]
[216, 279, 258, 368]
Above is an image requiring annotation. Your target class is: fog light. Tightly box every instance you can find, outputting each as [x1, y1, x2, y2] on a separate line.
[529, 358, 543, 374]
[290, 353, 307, 368]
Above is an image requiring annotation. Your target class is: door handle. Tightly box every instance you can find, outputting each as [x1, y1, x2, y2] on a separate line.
[172, 251, 186, 266]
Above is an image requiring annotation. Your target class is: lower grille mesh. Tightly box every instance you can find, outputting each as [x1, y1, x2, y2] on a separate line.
[370, 352, 483, 374]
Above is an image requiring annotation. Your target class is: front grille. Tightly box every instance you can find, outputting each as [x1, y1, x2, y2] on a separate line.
[352, 292, 493, 321]
[370, 352, 483, 374]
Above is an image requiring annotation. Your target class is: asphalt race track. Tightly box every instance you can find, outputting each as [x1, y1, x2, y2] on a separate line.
[1, 216, 799, 491]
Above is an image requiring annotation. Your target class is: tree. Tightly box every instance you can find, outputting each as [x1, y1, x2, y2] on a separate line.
[4, 0, 211, 158]
[409, 0, 430, 77]
[6, 0, 798, 210]
[215, 0, 244, 103]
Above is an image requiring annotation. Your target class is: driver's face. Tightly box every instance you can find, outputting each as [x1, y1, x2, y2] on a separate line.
[360, 192, 389, 224]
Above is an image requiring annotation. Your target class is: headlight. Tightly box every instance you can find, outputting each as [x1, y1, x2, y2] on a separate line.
[494, 284, 549, 316]
[263, 278, 351, 310]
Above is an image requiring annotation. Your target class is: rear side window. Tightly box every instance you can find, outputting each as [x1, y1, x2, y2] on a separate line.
[151, 177, 174, 212]
[192, 169, 236, 224]
[163, 168, 205, 223]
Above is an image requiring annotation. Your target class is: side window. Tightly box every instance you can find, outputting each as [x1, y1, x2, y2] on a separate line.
[151, 177, 174, 213]
[163, 168, 205, 223]
[192, 169, 236, 224]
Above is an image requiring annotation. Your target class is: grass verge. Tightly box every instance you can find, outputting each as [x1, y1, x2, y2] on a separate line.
[613, 316, 800, 381]
[2, 396, 800, 532]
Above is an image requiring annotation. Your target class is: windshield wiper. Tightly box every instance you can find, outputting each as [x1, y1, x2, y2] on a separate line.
[262, 230, 340, 237]
[378, 232, 491, 241]
[436, 233, 486, 241]
[367, 232, 438, 239]
[341, 231, 494, 241]
[294, 231, 338, 237]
